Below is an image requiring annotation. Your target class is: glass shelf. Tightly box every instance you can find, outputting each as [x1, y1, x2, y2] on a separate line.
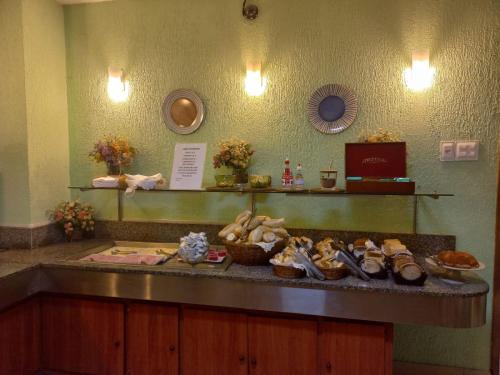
[69, 186, 453, 198]
[68, 186, 453, 234]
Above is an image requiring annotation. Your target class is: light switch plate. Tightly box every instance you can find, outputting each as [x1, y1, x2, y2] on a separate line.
[455, 140, 479, 161]
[440, 141, 456, 161]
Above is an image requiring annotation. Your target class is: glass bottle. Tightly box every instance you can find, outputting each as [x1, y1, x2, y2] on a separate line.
[294, 163, 305, 190]
[281, 158, 294, 189]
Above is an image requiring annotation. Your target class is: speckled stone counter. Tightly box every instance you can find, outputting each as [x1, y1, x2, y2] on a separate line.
[0, 262, 37, 279]
[0, 239, 489, 327]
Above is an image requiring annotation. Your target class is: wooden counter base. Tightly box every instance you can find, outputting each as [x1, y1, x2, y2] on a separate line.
[0, 295, 393, 375]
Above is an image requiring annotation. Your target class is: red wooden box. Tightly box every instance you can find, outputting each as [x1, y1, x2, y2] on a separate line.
[345, 142, 415, 194]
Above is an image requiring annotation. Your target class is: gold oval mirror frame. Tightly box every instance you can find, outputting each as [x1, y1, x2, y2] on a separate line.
[162, 89, 205, 134]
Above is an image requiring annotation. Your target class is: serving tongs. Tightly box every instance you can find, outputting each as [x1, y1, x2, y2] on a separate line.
[291, 238, 326, 280]
[333, 238, 371, 281]
[294, 252, 326, 281]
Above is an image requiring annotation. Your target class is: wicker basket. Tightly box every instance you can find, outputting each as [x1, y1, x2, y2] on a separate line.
[273, 265, 306, 279]
[318, 266, 350, 280]
[224, 239, 287, 266]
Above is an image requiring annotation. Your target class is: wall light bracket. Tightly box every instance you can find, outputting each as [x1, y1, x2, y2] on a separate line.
[242, 0, 258, 20]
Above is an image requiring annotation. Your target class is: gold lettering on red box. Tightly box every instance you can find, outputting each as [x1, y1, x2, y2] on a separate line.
[362, 157, 388, 165]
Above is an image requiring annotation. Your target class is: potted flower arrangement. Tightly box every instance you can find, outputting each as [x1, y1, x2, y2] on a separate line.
[49, 200, 95, 241]
[213, 138, 254, 185]
[89, 135, 137, 175]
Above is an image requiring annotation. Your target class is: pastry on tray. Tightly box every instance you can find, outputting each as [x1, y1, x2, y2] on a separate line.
[348, 238, 378, 259]
[313, 237, 342, 261]
[392, 253, 427, 286]
[354, 238, 369, 248]
[360, 249, 388, 279]
[311, 239, 349, 280]
[383, 239, 411, 257]
[437, 250, 480, 269]
[270, 243, 310, 279]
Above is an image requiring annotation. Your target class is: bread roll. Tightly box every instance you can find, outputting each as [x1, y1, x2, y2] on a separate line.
[248, 226, 264, 243]
[437, 250, 479, 269]
[219, 223, 239, 238]
[263, 218, 285, 228]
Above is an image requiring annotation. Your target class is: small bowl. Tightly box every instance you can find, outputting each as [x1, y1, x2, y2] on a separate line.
[215, 175, 236, 188]
[320, 170, 337, 189]
[249, 175, 272, 188]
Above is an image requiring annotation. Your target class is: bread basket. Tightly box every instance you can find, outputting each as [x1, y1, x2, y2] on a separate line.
[318, 266, 350, 280]
[224, 239, 287, 266]
[273, 265, 306, 279]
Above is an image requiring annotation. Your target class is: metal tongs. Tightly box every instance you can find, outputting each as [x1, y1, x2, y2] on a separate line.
[294, 251, 326, 281]
[333, 238, 371, 281]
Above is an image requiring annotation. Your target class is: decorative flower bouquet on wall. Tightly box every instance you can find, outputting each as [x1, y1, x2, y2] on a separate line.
[89, 135, 137, 176]
[213, 138, 254, 185]
[49, 200, 95, 242]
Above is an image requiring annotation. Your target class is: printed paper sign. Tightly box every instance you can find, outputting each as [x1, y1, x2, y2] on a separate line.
[169, 143, 207, 190]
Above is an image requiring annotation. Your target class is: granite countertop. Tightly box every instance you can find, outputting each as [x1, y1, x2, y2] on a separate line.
[0, 239, 489, 298]
[0, 262, 38, 280]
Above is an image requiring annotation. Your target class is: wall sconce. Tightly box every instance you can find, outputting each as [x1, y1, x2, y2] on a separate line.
[107, 66, 130, 102]
[244, 63, 267, 96]
[404, 50, 435, 92]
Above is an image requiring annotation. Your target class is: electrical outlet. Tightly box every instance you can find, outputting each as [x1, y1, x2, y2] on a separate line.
[440, 141, 456, 161]
[455, 140, 479, 161]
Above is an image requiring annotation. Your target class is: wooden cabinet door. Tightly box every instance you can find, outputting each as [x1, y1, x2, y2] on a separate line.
[126, 302, 179, 375]
[248, 315, 317, 375]
[318, 320, 392, 375]
[182, 308, 248, 375]
[42, 296, 124, 375]
[0, 298, 40, 375]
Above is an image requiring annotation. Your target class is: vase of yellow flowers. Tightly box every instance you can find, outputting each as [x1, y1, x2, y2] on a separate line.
[89, 135, 137, 176]
[213, 138, 254, 185]
[49, 200, 95, 242]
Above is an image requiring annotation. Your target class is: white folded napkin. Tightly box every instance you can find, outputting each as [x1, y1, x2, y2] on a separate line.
[255, 240, 279, 253]
[92, 176, 119, 188]
[124, 173, 166, 197]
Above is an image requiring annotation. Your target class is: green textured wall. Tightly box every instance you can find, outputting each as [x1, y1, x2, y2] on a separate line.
[0, 0, 31, 226]
[0, 0, 69, 227]
[65, 0, 499, 370]
[23, 0, 70, 225]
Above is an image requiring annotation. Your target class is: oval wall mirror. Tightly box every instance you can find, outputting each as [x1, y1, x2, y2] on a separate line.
[307, 84, 358, 134]
[162, 89, 205, 134]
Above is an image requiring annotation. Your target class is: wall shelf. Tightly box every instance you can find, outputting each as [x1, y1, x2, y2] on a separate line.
[68, 186, 453, 234]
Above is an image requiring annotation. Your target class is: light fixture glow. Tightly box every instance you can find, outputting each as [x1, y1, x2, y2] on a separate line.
[244, 63, 267, 96]
[404, 50, 435, 92]
[107, 66, 130, 102]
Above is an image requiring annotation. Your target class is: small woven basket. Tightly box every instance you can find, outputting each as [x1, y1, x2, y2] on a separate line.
[224, 239, 287, 266]
[273, 265, 306, 279]
[318, 266, 350, 280]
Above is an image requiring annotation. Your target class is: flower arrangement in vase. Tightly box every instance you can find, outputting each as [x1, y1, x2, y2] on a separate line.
[49, 200, 95, 241]
[89, 135, 137, 175]
[213, 138, 254, 184]
[359, 128, 400, 143]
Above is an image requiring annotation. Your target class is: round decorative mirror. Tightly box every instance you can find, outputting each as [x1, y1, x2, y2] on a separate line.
[162, 89, 205, 134]
[307, 84, 358, 134]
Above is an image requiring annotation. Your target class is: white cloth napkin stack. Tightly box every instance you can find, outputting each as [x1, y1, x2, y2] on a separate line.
[92, 176, 119, 188]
